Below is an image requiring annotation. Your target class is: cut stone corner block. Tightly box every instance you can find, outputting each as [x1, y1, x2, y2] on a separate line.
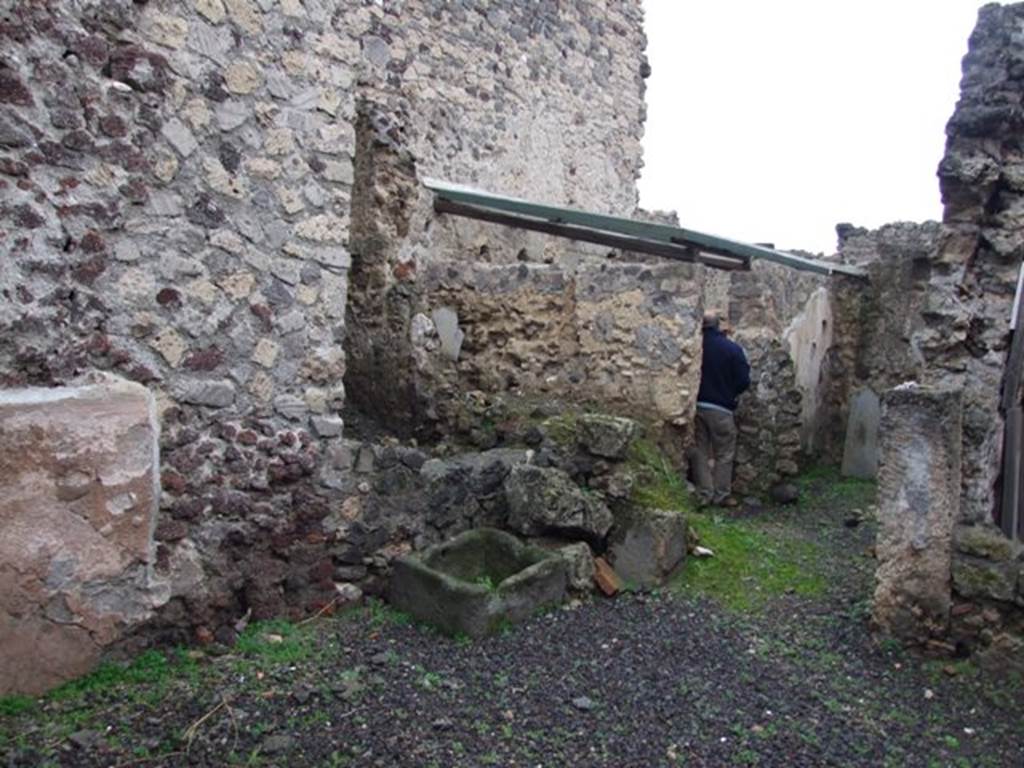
[388, 527, 567, 637]
[871, 386, 963, 644]
[0, 373, 165, 696]
[607, 507, 687, 590]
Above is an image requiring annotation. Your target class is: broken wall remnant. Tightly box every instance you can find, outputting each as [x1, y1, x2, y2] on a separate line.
[0, 0, 657, 656]
[873, 387, 961, 645]
[0, 374, 165, 695]
[820, 222, 941, 464]
[868, 4, 1024, 666]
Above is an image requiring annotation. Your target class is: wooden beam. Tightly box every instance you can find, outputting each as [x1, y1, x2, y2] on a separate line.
[433, 198, 751, 272]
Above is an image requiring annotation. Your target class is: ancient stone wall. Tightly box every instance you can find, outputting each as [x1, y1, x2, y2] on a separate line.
[0, 0, 653, 648]
[868, 4, 1024, 666]
[338, 3, 688, 437]
[705, 261, 825, 494]
[925, 3, 1024, 665]
[820, 222, 942, 463]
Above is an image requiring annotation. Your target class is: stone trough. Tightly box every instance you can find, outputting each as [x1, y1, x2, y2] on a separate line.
[389, 528, 567, 637]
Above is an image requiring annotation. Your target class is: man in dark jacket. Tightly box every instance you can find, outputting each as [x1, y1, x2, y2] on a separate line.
[693, 312, 751, 507]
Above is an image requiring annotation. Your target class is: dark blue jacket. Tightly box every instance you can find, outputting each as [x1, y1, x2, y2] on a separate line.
[697, 328, 751, 412]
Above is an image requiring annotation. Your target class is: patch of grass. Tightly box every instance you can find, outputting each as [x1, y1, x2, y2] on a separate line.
[0, 694, 36, 717]
[235, 619, 313, 664]
[363, 598, 412, 628]
[474, 575, 498, 591]
[796, 463, 876, 509]
[627, 437, 693, 513]
[671, 511, 825, 611]
[49, 648, 184, 702]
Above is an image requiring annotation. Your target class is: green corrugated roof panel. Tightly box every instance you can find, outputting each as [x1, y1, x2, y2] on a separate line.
[425, 177, 866, 279]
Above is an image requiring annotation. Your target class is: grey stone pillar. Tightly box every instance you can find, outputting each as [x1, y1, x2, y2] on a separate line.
[872, 387, 962, 644]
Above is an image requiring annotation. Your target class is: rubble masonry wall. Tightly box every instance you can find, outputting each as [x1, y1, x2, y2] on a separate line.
[0, 0, 657, 644]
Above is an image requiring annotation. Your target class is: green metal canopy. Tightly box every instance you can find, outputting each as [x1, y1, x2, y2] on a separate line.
[425, 177, 867, 279]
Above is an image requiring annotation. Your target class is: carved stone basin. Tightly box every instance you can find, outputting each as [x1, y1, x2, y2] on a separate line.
[389, 527, 567, 637]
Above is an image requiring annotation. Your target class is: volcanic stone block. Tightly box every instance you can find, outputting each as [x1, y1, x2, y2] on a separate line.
[558, 542, 596, 592]
[0, 374, 165, 695]
[389, 528, 567, 637]
[607, 508, 687, 589]
[577, 413, 639, 459]
[842, 388, 881, 479]
[872, 387, 960, 644]
[504, 464, 613, 545]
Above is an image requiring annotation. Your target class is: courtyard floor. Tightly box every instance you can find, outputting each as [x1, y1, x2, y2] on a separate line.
[2, 468, 1022, 767]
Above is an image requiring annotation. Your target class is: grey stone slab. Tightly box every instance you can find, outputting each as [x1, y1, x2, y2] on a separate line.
[431, 306, 464, 362]
[841, 388, 880, 479]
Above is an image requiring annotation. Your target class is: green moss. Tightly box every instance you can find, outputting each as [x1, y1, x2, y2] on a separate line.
[540, 412, 579, 448]
[626, 438, 693, 514]
[672, 511, 826, 611]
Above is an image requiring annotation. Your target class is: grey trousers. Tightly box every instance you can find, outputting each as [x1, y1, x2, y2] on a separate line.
[693, 407, 737, 502]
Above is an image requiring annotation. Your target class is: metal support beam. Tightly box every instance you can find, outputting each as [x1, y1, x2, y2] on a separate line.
[425, 177, 868, 279]
[433, 198, 750, 271]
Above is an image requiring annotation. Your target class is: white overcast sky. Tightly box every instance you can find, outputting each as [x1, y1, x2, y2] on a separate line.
[638, 0, 991, 255]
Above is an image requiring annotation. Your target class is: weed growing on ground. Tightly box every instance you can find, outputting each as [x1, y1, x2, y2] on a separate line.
[796, 463, 876, 510]
[235, 619, 314, 664]
[672, 510, 826, 610]
[363, 598, 412, 628]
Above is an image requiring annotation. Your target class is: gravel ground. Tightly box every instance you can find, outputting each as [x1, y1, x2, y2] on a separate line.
[3, 482, 1023, 768]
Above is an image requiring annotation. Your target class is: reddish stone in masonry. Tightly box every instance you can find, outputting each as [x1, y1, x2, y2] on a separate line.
[79, 231, 106, 253]
[0, 69, 33, 106]
[156, 287, 182, 306]
[183, 346, 224, 372]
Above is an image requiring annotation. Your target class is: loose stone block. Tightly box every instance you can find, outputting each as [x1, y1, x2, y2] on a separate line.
[873, 387, 961, 643]
[0, 374, 164, 695]
[841, 388, 881, 479]
[607, 508, 687, 589]
[578, 413, 639, 459]
[251, 338, 280, 367]
[504, 464, 613, 545]
[176, 378, 236, 408]
[312, 414, 344, 437]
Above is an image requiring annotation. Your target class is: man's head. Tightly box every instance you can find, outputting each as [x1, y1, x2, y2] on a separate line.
[702, 312, 721, 331]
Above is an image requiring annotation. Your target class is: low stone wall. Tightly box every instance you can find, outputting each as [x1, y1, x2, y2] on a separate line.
[419, 259, 705, 432]
[0, 374, 164, 695]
